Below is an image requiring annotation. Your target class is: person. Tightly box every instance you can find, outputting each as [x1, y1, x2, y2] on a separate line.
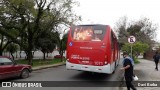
[123, 55, 134, 67]
[121, 52, 136, 90]
[153, 51, 160, 71]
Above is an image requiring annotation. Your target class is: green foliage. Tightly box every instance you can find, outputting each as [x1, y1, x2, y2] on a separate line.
[52, 32, 68, 61]
[56, 33, 68, 53]
[122, 42, 149, 55]
[133, 42, 149, 53]
[6, 43, 18, 60]
[0, 0, 80, 64]
[115, 16, 157, 49]
[122, 42, 145, 63]
[6, 43, 18, 54]
[61, 33, 68, 50]
[35, 31, 56, 60]
[0, 35, 12, 55]
[133, 56, 140, 64]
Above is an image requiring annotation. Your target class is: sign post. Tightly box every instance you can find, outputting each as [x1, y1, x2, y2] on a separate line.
[128, 36, 136, 58]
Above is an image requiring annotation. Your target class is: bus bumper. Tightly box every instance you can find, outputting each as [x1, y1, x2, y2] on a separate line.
[66, 61, 112, 74]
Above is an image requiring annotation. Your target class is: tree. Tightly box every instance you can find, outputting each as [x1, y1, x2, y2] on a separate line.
[0, 35, 12, 55]
[122, 42, 149, 57]
[54, 31, 68, 61]
[115, 17, 158, 49]
[6, 43, 18, 60]
[114, 16, 128, 48]
[0, 0, 80, 65]
[127, 17, 157, 48]
[62, 33, 68, 51]
[35, 31, 56, 60]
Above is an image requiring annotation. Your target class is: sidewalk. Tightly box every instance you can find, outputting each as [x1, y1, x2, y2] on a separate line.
[32, 62, 66, 71]
[120, 59, 160, 90]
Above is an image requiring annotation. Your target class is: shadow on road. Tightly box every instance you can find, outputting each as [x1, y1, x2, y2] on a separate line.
[67, 71, 122, 87]
[71, 71, 112, 81]
[0, 77, 20, 82]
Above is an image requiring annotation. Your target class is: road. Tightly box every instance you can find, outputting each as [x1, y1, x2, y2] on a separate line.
[1, 58, 124, 90]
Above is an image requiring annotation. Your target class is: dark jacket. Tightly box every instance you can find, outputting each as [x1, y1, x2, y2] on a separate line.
[153, 54, 160, 62]
[123, 58, 134, 77]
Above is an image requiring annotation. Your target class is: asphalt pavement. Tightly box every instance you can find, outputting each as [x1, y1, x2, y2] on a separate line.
[0, 58, 124, 90]
[2, 55, 160, 90]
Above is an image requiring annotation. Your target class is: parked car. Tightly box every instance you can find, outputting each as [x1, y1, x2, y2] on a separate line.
[0, 56, 32, 80]
[54, 55, 65, 59]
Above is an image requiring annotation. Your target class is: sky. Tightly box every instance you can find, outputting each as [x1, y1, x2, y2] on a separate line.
[73, 0, 160, 41]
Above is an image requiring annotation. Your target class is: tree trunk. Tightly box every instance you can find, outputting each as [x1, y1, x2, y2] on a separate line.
[16, 51, 18, 58]
[11, 53, 14, 61]
[19, 51, 22, 58]
[0, 50, 3, 56]
[27, 31, 34, 65]
[61, 50, 64, 62]
[0, 46, 5, 56]
[59, 50, 63, 62]
[59, 40, 63, 62]
[26, 43, 33, 65]
[27, 51, 33, 65]
[0, 36, 3, 56]
[43, 52, 46, 60]
[32, 51, 35, 58]
[47, 52, 49, 57]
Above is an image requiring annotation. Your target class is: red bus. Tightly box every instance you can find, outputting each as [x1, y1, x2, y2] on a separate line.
[66, 24, 120, 74]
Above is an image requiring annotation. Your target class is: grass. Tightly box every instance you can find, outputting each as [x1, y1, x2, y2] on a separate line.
[16, 58, 66, 67]
[132, 56, 140, 64]
[134, 59, 140, 64]
[134, 58, 140, 64]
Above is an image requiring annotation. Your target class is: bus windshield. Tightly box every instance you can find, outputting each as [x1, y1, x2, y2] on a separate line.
[71, 25, 106, 41]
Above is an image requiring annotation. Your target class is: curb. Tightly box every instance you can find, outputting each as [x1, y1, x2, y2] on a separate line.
[32, 62, 66, 71]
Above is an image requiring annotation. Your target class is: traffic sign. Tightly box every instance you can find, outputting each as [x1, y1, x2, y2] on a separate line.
[128, 36, 136, 43]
